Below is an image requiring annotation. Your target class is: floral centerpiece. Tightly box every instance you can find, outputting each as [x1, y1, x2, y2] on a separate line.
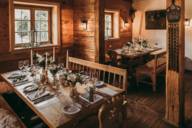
[33, 53, 54, 69]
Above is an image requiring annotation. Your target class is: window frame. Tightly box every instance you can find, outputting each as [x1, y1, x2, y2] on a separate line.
[105, 12, 114, 39]
[14, 4, 52, 48]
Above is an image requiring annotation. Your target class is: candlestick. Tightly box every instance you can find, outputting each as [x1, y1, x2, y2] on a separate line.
[53, 47, 55, 62]
[66, 50, 69, 69]
[45, 52, 48, 69]
[30, 49, 33, 66]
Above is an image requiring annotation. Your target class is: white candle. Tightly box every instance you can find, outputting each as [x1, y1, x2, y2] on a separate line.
[46, 52, 48, 69]
[30, 49, 33, 66]
[66, 50, 69, 69]
[53, 47, 55, 62]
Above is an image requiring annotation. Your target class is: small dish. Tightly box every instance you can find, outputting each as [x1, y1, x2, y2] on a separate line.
[63, 103, 81, 116]
[95, 81, 104, 88]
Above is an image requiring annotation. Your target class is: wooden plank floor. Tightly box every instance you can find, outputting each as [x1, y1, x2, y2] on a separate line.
[126, 72, 192, 128]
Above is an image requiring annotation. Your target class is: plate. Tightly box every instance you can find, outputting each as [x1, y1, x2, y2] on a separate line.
[63, 103, 81, 116]
[23, 84, 38, 93]
[95, 81, 104, 88]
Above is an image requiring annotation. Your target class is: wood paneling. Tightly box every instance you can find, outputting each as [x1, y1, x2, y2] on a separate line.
[105, 0, 132, 51]
[73, 0, 98, 61]
[165, 0, 185, 127]
[61, 4, 73, 47]
[0, 0, 10, 53]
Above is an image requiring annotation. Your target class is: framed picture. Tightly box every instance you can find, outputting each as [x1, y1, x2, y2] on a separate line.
[145, 10, 167, 29]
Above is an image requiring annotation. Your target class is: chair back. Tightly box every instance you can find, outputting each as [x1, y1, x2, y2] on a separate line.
[149, 49, 166, 73]
[66, 56, 128, 92]
[98, 96, 127, 128]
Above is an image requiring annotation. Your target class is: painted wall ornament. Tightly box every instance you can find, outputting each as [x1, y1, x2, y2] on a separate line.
[167, 0, 181, 72]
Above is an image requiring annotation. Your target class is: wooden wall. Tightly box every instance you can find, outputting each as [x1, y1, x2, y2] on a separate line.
[105, 0, 132, 50]
[0, 0, 9, 54]
[0, 0, 133, 72]
[72, 0, 132, 61]
[0, 0, 74, 73]
[72, 0, 98, 61]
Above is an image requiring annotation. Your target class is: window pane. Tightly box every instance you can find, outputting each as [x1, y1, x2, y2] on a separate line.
[22, 32, 30, 43]
[15, 21, 30, 32]
[36, 32, 41, 42]
[21, 10, 30, 20]
[41, 32, 48, 42]
[40, 21, 48, 31]
[15, 33, 22, 44]
[15, 32, 30, 44]
[15, 21, 22, 32]
[22, 21, 30, 32]
[35, 10, 48, 20]
[105, 13, 113, 38]
[15, 9, 21, 20]
[35, 21, 41, 31]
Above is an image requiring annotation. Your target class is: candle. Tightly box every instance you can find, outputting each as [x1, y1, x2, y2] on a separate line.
[53, 47, 55, 62]
[30, 49, 33, 66]
[66, 50, 69, 69]
[45, 52, 48, 69]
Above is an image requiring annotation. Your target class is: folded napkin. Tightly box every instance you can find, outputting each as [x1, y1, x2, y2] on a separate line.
[79, 94, 103, 104]
[27, 90, 54, 104]
[8, 72, 26, 79]
[13, 79, 30, 86]
[96, 87, 118, 96]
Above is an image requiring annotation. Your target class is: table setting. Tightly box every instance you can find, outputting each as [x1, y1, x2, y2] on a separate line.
[114, 37, 160, 58]
[3, 52, 120, 119]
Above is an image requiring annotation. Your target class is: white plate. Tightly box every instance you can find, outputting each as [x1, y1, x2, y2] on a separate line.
[63, 103, 81, 116]
[95, 81, 104, 88]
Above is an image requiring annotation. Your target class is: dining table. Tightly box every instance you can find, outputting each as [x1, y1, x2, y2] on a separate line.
[113, 45, 161, 86]
[1, 69, 124, 128]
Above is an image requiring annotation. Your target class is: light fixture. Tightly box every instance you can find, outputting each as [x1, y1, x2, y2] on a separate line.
[123, 18, 129, 28]
[185, 18, 191, 27]
[81, 19, 88, 31]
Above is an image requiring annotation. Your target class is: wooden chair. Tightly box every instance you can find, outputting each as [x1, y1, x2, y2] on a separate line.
[76, 95, 128, 128]
[66, 56, 128, 92]
[98, 96, 128, 128]
[136, 50, 166, 92]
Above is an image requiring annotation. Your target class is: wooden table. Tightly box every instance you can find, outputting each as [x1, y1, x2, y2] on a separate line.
[113, 47, 161, 86]
[114, 47, 161, 59]
[1, 71, 124, 128]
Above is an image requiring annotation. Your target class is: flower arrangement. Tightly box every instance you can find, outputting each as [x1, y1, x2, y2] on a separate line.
[33, 53, 54, 68]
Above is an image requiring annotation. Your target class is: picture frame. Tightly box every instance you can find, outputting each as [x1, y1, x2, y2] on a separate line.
[145, 10, 167, 29]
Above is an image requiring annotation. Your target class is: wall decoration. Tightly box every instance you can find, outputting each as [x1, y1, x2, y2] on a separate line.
[145, 10, 167, 29]
[167, 0, 181, 72]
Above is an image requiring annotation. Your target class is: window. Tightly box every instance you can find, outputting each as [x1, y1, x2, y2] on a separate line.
[105, 13, 113, 38]
[14, 5, 51, 47]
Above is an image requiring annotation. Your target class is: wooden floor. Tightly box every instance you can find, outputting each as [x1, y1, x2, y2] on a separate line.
[1, 72, 192, 128]
[126, 71, 192, 128]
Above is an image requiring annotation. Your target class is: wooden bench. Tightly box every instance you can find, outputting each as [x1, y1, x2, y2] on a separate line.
[66, 56, 128, 92]
[0, 95, 26, 128]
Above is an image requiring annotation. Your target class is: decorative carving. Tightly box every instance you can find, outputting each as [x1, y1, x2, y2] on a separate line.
[167, 0, 181, 72]
[167, 0, 181, 22]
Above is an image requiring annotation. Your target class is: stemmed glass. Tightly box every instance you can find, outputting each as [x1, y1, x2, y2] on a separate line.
[49, 65, 60, 89]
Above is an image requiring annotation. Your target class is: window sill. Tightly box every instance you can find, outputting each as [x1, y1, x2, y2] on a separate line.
[12, 44, 59, 54]
[105, 37, 120, 41]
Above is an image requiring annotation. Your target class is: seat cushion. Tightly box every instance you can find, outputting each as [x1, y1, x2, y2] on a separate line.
[0, 96, 25, 128]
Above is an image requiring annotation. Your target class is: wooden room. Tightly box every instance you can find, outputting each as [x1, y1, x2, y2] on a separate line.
[0, 0, 191, 128]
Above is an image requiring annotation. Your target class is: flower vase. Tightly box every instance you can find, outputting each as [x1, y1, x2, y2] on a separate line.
[70, 86, 78, 101]
[40, 68, 48, 85]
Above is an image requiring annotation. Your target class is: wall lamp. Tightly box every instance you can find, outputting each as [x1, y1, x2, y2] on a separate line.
[81, 19, 88, 31]
[123, 17, 129, 28]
